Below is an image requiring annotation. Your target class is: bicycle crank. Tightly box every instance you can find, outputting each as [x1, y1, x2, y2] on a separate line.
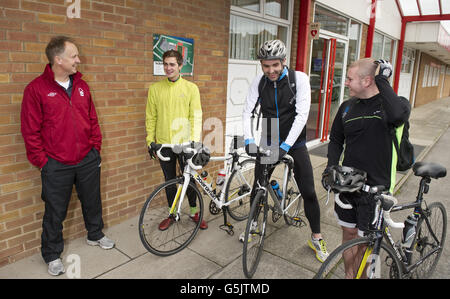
[272, 209, 281, 223]
[209, 200, 221, 215]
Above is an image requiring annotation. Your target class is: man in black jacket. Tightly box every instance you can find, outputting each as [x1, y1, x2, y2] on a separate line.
[324, 58, 410, 277]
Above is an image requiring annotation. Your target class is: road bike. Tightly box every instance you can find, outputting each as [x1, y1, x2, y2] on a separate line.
[315, 161, 447, 279]
[242, 149, 304, 278]
[138, 137, 256, 256]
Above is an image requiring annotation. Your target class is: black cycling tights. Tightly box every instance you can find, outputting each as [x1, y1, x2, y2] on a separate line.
[252, 145, 321, 234]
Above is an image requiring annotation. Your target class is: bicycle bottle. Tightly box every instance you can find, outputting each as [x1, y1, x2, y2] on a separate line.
[200, 171, 213, 190]
[215, 169, 226, 194]
[270, 180, 283, 201]
[402, 212, 419, 261]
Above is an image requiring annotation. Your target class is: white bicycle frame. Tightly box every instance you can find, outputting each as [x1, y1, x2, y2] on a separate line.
[156, 142, 254, 219]
[264, 154, 302, 215]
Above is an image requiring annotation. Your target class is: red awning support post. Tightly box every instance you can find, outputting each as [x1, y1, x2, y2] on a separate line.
[295, 0, 311, 72]
[365, 0, 377, 57]
[393, 19, 406, 93]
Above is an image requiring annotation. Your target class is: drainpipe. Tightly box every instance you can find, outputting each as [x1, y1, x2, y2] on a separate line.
[295, 0, 311, 72]
[365, 0, 377, 57]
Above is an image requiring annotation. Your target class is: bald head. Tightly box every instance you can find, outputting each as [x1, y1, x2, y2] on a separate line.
[349, 58, 378, 79]
[345, 58, 380, 99]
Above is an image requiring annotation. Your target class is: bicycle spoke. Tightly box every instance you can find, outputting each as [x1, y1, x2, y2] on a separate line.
[315, 238, 403, 279]
[139, 178, 203, 256]
[243, 191, 268, 278]
[409, 202, 447, 278]
[225, 158, 256, 221]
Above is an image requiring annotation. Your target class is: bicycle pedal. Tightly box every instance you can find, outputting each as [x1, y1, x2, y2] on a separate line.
[292, 217, 306, 227]
[219, 223, 234, 236]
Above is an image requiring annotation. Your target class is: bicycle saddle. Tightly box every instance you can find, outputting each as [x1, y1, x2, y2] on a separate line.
[413, 162, 447, 179]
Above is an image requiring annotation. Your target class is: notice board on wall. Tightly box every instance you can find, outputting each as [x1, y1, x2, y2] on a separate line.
[153, 34, 194, 76]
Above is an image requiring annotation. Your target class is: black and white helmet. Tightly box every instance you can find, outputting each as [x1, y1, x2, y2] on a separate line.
[257, 40, 287, 60]
[322, 165, 367, 193]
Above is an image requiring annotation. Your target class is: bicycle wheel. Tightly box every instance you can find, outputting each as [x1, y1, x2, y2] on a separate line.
[138, 177, 203, 256]
[282, 173, 303, 226]
[314, 237, 403, 279]
[242, 189, 268, 278]
[410, 201, 447, 278]
[224, 158, 256, 221]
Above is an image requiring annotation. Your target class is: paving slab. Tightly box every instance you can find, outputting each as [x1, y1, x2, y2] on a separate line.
[98, 248, 221, 279]
[210, 251, 315, 279]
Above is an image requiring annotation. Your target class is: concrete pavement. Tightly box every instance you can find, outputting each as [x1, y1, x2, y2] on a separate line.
[1, 96, 449, 279]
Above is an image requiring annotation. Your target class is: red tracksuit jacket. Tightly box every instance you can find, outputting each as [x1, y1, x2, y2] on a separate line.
[21, 64, 102, 169]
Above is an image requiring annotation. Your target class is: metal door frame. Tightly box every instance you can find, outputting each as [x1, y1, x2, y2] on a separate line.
[312, 34, 348, 143]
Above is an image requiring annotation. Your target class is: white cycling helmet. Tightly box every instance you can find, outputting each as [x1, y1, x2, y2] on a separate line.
[257, 40, 287, 60]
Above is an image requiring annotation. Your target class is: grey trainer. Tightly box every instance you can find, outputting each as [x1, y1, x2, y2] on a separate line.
[86, 236, 115, 249]
[48, 258, 65, 276]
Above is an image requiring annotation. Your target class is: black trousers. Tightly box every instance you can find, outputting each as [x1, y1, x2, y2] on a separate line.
[158, 148, 197, 208]
[40, 148, 104, 263]
[252, 145, 321, 234]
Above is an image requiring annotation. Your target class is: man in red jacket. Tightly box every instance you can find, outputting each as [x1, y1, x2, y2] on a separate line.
[21, 36, 114, 276]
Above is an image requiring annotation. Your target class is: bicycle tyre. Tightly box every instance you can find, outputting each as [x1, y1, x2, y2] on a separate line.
[314, 237, 403, 279]
[242, 189, 268, 278]
[224, 158, 256, 221]
[410, 201, 447, 278]
[138, 177, 203, 256]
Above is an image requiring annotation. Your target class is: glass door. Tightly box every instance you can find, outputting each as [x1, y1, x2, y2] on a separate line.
[307, 36, 347, 143]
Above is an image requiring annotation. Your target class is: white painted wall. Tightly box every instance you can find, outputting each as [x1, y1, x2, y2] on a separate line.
[405, 22, 440, 43]
[316, 0, 402, 39]
[374, 0, 402, 39]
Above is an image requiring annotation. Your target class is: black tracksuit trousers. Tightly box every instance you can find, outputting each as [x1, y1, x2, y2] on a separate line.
[252, 145, 321, 234]
[40, 148, 104, 263]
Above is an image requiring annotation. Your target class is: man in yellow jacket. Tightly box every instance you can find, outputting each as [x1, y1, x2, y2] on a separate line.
[145, 50, 207, 230]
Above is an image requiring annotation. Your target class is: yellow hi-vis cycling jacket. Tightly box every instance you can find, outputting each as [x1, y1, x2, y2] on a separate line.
[146, 77, 202, 146]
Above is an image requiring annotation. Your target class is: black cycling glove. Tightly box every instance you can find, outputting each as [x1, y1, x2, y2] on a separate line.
[148, 142, 160, 160]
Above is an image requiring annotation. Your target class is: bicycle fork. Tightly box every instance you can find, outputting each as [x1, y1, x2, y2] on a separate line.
[168, 173, 191, 221]
[363, 235, 383, 279]
[358, 202, 385, 279]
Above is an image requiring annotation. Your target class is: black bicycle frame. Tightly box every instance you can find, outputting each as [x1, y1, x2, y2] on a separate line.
[385, 176, 442, 274]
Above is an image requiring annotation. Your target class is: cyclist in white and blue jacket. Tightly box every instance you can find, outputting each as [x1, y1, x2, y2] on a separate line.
[242, 40, 329, 262]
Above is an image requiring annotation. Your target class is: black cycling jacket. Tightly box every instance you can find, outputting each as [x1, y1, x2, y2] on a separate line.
[327, 75, 411, 191]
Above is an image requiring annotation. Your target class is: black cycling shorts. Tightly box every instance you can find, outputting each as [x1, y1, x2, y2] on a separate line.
[334, 192, 376, 236]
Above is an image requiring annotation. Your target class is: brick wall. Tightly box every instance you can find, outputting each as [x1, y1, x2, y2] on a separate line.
[0, 0, 230, 266]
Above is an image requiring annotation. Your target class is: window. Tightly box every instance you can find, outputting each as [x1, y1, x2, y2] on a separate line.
[314, 5, 349, 36]
[371, 32, 397, 83]
[229, 15, 288, 60]
[372, 32, 383, 59]
[371, 32, 397, 62]
[401, 47, 415, 73]
[230, 0, 292, 61]
[232, 0, 260, 12]
[265, 0, 289, 20]
[348, 20, 361, 68]
[383, 36, 395, 62]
